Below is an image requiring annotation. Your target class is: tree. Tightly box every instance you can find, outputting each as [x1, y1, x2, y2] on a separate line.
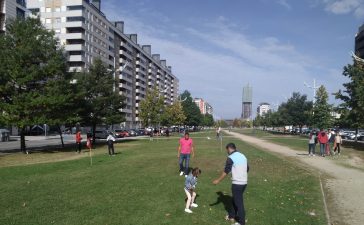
[180, 90, 202, 126]
[139, 86, 165, 127]
[312, 85, 333, 129]
[161, 101, 186, 126]
[0, 18, 71, 152]
[202, 114, 214, 127]
[215, 120, 228, 128]
[282, 92, 313, 131]
[76, 58, 125, 142]
[335, 61, 364, 138]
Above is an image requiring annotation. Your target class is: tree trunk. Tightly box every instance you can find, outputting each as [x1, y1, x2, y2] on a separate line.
[57, 125, 65, 148]
[92, 123, 96, 145]
[20, 127, 26, 153]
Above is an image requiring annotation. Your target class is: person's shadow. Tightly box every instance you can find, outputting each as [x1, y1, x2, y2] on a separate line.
[210, 191, 232, 213]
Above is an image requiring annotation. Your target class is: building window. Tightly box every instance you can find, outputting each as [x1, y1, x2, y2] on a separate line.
[55, 18, 61, 23]
[45, 18, 52, 24]
[66, 17, 84, 22]
[67, 5, 84, 11]
[55, 7, 61, 12]
[16, 8, 25, 19]
[46, 7, 51, 13]
[55, 29, 61, 34]
[16, 0, 26, 8]
[29, 8, 40, 15]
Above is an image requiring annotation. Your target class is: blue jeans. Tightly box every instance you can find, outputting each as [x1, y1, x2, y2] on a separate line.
[229, 184, 247, 225]
[179, 153, 190, 174]
[320, 143, 326, 156]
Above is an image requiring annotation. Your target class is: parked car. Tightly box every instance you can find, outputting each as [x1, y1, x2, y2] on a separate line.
[94, 130, 109, 139]
[128, 129, 138, 137]
[114, 129, 128, 138]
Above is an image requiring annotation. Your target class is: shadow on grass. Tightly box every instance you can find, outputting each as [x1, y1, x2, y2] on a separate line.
[210, 191, 232, 214]
[343, 141, 364, 152]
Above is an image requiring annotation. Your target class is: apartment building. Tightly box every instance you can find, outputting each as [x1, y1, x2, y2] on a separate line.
[0, 0, 27, 32]
[194, 98, 213, 115]
[257, 102, 270, 117]
[27, 0, 179, 128]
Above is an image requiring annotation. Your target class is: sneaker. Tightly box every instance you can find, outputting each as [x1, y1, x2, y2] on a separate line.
[232, 223, 241, 225]
[185, 175, 188, 178]
[184, 208, 193, 213]
[191, 203, 198, 208]
[225, 215, 235, 222]
[179, 171, 184, 176]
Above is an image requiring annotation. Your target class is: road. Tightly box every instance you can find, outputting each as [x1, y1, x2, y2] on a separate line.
[228, 131, 364, 225]
[0, 134, 142, 153]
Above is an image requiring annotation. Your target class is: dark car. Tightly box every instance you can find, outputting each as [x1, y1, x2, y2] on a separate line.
[128, 129, 138, 137]
[94, 130, 109, 139]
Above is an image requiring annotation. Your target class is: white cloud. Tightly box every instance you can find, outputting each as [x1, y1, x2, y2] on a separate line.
[103, 2, 347, 118]
[323, 0, 364, 18]
[277, 0, 292, 9]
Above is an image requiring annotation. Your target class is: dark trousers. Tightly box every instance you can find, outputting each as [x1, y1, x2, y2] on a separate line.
[308, 143, 316, 155]
[76, 142, 81, 153]
[179, 153, 190, 174]
[229, 184, 247, 225]
[108, 142, 115, 155]
[334, 143, 341, 153]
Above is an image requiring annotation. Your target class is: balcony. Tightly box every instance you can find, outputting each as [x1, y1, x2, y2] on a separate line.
[65, 32, 85, 40]
[65, 44, 84, 51]
[119, 50, 132, 59]
[68, 55, 84, 62]
[119, 83, 132, 91]
[65, 21, 85, 28]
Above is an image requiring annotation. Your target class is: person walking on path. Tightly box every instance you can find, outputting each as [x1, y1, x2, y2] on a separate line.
[327, 129, 335, 156]
[75, 131, 82, 153]
[317, 129, 328, 157]
[213, 143, 249, 225]
[106, 132, 116, 156]
[178, 132, 194, 177]
[334, 132, 343, 155]
[308, 132, 316, 156]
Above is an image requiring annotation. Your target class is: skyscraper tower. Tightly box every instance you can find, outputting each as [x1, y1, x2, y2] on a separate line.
[242, 84, 253, 120]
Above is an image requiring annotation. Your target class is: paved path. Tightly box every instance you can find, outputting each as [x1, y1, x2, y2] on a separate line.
[228, 131, 364, 225]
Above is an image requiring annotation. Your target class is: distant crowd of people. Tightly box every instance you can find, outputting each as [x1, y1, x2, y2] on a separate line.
[308, 129, 342, 157]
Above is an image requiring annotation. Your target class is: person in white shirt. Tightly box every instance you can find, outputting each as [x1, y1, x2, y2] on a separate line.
[106, 132, 116, 156]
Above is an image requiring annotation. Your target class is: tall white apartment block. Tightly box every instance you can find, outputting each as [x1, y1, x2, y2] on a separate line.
[257, 102, 271, 117]
[1, 0, 27, 32]
[27, 0, 179, 128]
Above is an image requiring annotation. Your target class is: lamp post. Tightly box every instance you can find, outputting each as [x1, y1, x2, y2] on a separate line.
[304, 79, 319, 103]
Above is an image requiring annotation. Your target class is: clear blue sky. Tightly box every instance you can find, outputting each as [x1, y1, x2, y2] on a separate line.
[102, 0, 363, 119]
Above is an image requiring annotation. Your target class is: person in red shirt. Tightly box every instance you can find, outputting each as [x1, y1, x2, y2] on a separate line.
[75, 131, 82, 153]
[178, 132, 195, 177]
[317, 129, 328, 157]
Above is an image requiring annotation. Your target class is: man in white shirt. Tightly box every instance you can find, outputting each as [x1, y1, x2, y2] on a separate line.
[106, 132, 116, 156]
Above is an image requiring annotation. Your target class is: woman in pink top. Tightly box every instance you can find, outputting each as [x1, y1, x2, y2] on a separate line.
[178, 132, 195, 177]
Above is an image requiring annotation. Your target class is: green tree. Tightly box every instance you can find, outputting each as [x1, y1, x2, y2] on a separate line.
[0, 18, 71, 152]
[335, 61, 364, 138]
[180, 91, 202, 126]
[161, 101, 186, 126]
[202, 114, 214, 127]
[139, 87, 165, 127]
[283, 92, 313, 131]
[76, 58, 125, 142]
[312, 85, 333, 129]
[215, 120, 228, 128]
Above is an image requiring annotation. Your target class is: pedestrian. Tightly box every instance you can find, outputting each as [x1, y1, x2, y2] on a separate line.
[75, 131, 82, 153]
[166, 128, 170, 137]
[327, 129, 335, 156]
[317, 129, 328, 157]
[334, 132, 343, 155]
[308, 132, 316, 156]
[184, 167, 201, 213]
[86, 133, 92, 151]
[216, 127, 221, 140]
[213, 143, 249, 225]
[106, 132, 116, 156]
[178, 132, 194, 177]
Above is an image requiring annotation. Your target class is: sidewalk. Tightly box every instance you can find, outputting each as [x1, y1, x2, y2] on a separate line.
[228, 131, 364, 225]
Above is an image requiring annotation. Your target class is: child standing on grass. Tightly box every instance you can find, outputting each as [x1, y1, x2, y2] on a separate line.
[184, 167, 201, 213]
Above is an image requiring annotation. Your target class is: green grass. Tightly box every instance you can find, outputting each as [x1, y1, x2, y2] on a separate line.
[0, 133, 326, 225]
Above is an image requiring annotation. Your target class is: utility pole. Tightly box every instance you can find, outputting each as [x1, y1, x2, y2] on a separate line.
[304, 79, 319, 103]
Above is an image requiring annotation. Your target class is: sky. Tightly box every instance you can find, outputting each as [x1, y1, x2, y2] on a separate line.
[101, 0, 364, 119]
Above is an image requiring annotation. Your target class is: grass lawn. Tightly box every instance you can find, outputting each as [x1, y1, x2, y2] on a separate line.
[0, 132, 327, 225]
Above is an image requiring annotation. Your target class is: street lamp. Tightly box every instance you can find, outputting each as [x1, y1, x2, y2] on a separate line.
[304, 79, 319, 103]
